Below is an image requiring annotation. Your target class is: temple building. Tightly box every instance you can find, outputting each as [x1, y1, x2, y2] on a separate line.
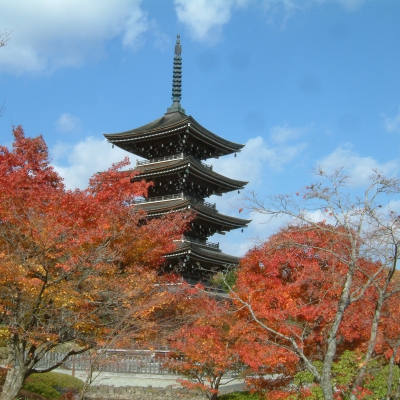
[104, 35, 250, 284]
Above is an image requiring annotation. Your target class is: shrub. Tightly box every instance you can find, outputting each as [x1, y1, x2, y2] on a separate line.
[22, 380, 62, 399]
[22, 372, 84, 399]
[26, 372, 84, 390]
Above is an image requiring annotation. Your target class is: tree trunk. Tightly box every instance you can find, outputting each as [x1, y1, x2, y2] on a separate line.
[319, 269, 354, 400]
[349, 286, 387, 400]
[320, 364, 334, 400]
[0, 366, 27, 400]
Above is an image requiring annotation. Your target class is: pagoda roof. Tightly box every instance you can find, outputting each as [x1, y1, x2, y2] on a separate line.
[103, 111, 244, 159]
[134, 195, 251, 232]
[165, 239, 240, 266]
[131, 155, 247, 193]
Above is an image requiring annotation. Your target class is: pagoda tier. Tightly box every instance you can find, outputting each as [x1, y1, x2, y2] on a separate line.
[104, 111, 244, 161]
[131, 154, 247, 198]
[162, 239, 240, 284]
[134, 194, 251, 240]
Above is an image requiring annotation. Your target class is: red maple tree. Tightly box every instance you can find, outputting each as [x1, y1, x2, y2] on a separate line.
[165, 290, 242, 400]
[240, 169, 400, 399]
[0, 127, 191, 400]
[232, 224, 398, 399]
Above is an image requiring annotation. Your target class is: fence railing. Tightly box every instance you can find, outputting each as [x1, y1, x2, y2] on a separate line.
[35, 352, 179, 374]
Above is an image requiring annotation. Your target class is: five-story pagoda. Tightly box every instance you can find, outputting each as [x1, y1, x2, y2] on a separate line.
[104, 35, 250, 284]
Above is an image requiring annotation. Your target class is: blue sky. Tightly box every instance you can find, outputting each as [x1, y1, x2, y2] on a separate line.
[1, 0, 400, 256]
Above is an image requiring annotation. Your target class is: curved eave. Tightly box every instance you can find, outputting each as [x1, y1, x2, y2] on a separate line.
[104, 112, 187, 145]
[134, 198, 251, 230]
[186, 115, 244, 153]
[103, 111, 244, 156]
[132, 156, 248, 191]
[104, 111, 187, 137]
[165, 242, 240, 265]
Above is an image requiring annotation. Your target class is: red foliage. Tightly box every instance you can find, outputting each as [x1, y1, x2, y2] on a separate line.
[375, 287, 400, 362]
[0, 127, 192, 398]
[165, 291, 241, 399]
[232, 224, 388, 395]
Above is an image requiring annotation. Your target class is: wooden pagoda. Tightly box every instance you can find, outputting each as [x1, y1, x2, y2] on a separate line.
[104, 35, 250, 284]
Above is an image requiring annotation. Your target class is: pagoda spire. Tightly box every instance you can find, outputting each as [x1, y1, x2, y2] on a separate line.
[167, 35, 185, 114]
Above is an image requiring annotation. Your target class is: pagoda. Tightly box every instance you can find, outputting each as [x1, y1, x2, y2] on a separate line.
[104, 35, 250, 284]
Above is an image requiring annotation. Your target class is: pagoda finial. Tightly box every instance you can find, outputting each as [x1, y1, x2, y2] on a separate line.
[167, 35, 185, 114]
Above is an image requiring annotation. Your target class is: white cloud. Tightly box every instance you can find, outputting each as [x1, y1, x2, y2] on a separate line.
[174, 0, 364, 44]
[211, 196, 293, 257]
[122, 6, 148, 49]
[382, 106, 400, 133]
[56, 113, 82, 133]
[51, 137, 135, 190]
[0, 0, 148, 74]
[212, 136, 270, 183]
[262, 0, 364, 13]
[318, 144, 399, 186]
[174, 0, 250, 43]
[212, 131, 307, 185]
[150, 21, 171, 51]
[208, 125, 307, 219]
[270, 123, 309, 144]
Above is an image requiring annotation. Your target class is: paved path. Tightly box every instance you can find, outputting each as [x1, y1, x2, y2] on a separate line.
[56, 369, 245, 393]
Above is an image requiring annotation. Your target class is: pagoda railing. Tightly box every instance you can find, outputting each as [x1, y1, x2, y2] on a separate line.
[136, 154, 213, 170]
[175, 236, 220, 250]
[134, 193, 183, 204]
[186, 195, 216, 210]
[133, 193, 216, 210]
[201, 161, 213, 170]
[136, 153, 184, 166]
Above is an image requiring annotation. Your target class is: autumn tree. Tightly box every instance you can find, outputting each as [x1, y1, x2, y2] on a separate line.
[233, 169, 400, 400]
[165, 290, 243, 400]
[77, 279, 206, 400]
[0, 126, 190, 400]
